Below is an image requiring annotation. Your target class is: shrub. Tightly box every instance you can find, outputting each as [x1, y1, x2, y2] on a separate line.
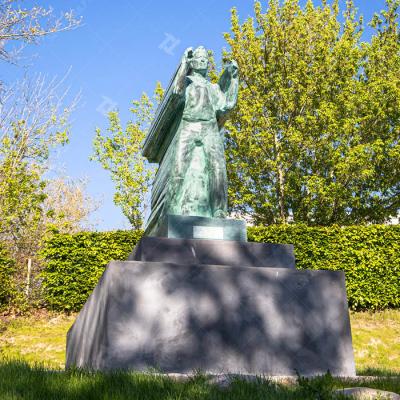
[248, 224, 400, 310]
[41, 225, 400, 311]
[0, 244, 15, 310]
[41, 230, 142, 311]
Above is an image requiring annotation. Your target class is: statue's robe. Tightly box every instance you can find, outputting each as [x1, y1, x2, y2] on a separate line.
[143, 60, 238, 235]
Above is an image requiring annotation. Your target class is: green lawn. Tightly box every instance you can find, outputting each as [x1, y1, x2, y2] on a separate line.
[0, 360, 399, 400]
[351, 310, 400, 375]
[0, 310, 399, 399]
[0, 313, 75, 369]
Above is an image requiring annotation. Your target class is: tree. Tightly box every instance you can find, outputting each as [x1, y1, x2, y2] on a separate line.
[0, 1, 83, 308]
[91, 83, 163, 229]
[0, 0, 80, 64]
[43, 177, 100, 234]
[0, 1, 81, 248]
[0, 74, 78, 244]
[223, 0, 400, 225]
[0, 74, 82, 304]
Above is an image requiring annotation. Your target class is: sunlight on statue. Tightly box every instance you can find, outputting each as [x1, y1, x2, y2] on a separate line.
[171, 46, 238, 218]
[142, 46, 239, 233]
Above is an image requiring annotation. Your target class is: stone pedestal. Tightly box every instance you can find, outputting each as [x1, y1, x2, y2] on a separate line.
[66, 238, 356, 376]
[128, 237, 295, 269]
[145, 214, 247, 242]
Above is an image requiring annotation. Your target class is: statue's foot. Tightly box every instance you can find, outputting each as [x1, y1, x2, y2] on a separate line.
[214, 209, 227, 218]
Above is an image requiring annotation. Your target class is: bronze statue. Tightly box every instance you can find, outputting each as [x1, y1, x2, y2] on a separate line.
[142, 46, 239, 234]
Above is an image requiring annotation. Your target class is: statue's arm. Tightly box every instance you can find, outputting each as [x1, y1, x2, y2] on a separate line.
[172, 47, 193, 95]
[218, 60, 239, 112]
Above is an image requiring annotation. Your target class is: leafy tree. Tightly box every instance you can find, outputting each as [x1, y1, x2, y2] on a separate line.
[91, 83, 163, 229]
[91, 1, 399, 227]
[0, 74, 77, 245]
[0, 0, 82, 307]
[0, 0, 82, 257]
[0, 75, 83, 306]
[223, 0, 400, 225]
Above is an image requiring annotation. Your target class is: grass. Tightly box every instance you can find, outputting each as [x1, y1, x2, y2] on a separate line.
[0, 310, 399, 399]
[0, 360, 399, 400]
[350, 309, 400, 375]
[0, 312, 75, 369]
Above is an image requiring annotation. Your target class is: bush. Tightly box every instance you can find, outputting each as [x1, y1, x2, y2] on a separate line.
[248, 224, 400, 310]
[41, 230, 142, 311]
[41, 225, 400, 311]
[0, 244, 15, 310]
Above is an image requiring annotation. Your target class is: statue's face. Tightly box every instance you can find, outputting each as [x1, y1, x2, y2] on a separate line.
[191, 52, 209, 72]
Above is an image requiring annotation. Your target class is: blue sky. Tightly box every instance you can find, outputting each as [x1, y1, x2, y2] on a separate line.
[2, 0, 388, 230]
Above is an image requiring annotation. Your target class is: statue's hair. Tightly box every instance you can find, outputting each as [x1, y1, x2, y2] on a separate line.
[193, 46, 207, 57]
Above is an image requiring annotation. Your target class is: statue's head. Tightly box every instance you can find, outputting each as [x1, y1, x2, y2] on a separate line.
[190, 46, 209, 75]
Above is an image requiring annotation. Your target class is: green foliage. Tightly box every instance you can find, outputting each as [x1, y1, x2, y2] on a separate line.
[0, 243, 15, 309]
[41, 225, 399, 312]
[224, 0, 400, 225]
[40, 230, 143, 311]
[0, 161, 46, 260]
[0, 72, 78, 308]
[248, 224, 400, 310]
[91, 83, 163, 229]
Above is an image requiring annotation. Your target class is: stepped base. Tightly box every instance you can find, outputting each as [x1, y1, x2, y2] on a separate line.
[145, 214, 247, 242]
[66, 260, 355, 376]
[128, 236, 295, 269]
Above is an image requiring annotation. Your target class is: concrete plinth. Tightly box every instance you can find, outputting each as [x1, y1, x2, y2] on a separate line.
[66, 260, 356, 376]
[128, 237, 295, 269]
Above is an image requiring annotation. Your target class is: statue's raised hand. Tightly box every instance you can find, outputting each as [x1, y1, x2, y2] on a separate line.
[225, 60, 238, 78]
[174, 48, 194, 94]
[181, 47, 193, 64]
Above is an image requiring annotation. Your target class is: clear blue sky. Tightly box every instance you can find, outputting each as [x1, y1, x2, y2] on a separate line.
[2, 0, 388, 230]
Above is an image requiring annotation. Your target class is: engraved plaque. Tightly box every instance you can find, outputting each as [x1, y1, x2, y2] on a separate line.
[193, 225, 224, 240]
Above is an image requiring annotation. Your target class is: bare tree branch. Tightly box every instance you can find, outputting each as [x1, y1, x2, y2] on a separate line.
[0, 70, 80, 171]
[0, 0, 81, 63]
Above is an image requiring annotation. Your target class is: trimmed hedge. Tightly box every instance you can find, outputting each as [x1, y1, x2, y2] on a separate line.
[40, 230, 143, 311]
[41, 225, 400, 311]
[248, 225, 400, 310]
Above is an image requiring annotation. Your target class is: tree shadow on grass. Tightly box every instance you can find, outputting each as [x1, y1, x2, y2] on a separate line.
[1, 360, 399, 399]
[0, 359, 303, 400]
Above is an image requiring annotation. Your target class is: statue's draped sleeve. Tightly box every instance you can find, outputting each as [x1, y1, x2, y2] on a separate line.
[216, 65, 239, 127]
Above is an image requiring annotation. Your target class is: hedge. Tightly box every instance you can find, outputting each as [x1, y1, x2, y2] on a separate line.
[0, 244, 15, 309]
[248, 224, 400, 310]
[41, 225, 400, 311]
[40, 230, 143, 311]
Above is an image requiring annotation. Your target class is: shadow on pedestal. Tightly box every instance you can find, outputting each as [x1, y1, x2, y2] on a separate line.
[128, 237, 295, 269]
[66, 259, 356, 376]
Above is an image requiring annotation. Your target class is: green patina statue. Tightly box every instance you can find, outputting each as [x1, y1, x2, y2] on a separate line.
[143, 46, 239, 235]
